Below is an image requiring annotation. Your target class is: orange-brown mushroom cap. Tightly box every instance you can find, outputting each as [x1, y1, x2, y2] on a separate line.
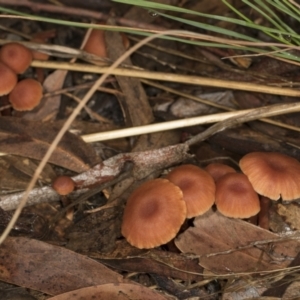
[0, 42, 32, 74]
[240, 152, 300, 201]
[9, 78, 43, 111]
[205, 163, 236, 183]
[0, 62, 17, 96]
[121, 178, 186, 249]
[215, 173, 260, 218]
[52, 176, 75, 196]
[166, 164, 215, 218]
[84, 27, 107, 58]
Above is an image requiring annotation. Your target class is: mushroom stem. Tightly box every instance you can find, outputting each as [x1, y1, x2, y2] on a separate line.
[258, 196, 271, 230]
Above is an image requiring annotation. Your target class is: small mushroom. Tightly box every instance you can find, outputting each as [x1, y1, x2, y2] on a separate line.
[52, 176, 75, 196]
[121, 178, 186, 249]
[240, 152, 300, 201]
[9, 78, 43, 111]
[0, 42, 32, 74]
[0, 62, 17, 96]
[205, 163, 236, 183]
[84, 26, 107, 58]
[215, 173, 260, 218]
[166, 164, 215, 218]
[240, 151, 300, 229]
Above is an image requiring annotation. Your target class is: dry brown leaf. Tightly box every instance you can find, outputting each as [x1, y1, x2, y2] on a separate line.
[276, 202, 300, 230]
[0, 116, 100, 172]
[0, 158, 31, 190]
[94, 240, 203, 282]
[47, 283, 169, 300]
[175, 209, 300, 274]
[3, 156, 56, 184]
[0, 237, 123, 295]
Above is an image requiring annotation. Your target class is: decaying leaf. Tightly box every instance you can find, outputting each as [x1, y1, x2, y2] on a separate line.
[94, 240, 203, 282]
[0, 116, 100, 172]
[4, 156, 56, 183]
[276, 202, 300, 230]
[175, 209, 300, 274]
[47, 283, 169, 300]
[0, 237, 123, 295]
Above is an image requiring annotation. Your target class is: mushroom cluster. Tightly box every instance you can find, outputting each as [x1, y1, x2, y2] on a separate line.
[0, 42, 43, 111]
[122, 164, 216, 249]
[122, 151, 300, 249]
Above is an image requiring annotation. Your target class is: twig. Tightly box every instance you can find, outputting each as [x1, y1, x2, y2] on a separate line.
[30, 60, 300, 97]
[185, 102, 300, 146]
[81, 102, 300, 143]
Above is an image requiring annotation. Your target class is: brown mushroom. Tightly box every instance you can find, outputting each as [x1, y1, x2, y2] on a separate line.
[0, 42, 32, 74]
[205, 163, 236, 183]
[121, 178, 186, 249]
[215, 173, 260, 218]
[84, 26, 107, 58]
[52, 176, 75, 195]
[166, 164, 215, 218]
[9, 78, 43, 111]
[240, 152, 300, 201]
[0, 62, 17, 96]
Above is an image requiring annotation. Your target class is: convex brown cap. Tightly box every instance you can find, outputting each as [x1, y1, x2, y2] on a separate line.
[84, 27, 107, 58]
[240, 152, 300, 201]
[205, 163, 236, 183]
[166, 164, 215, 218]
[121, 178, 186, 249]
[215, 173, 260, 218]
[9, 78, 43, 111]
[52, 176, 75, 195]
[0, 42, 32, 74]
[0, 62, 17, 95]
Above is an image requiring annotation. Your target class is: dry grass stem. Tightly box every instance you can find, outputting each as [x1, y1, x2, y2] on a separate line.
[31, 60, 300, 97]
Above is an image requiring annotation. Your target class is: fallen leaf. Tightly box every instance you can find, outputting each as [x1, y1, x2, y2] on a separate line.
[175, 209, 300, 274]
[276, 202, 300, 230]
[0, 116, 100, 172]
[92, 240, 203, 282]
[0, 237, 123, 295]
[47, 283, 169, 300]
[3, 156, 56, 184]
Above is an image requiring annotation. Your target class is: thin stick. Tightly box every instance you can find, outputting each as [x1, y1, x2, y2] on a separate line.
[31, 60, 300, 97]
[186, 101, 300, 146]
[81, 102, 300, 143]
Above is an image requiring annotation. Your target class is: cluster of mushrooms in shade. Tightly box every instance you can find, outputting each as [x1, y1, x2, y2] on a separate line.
[0, 42, 44, 111]
[121, 152, 300, 249]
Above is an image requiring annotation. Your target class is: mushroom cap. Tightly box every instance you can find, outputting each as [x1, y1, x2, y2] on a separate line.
[84, 28, 107, 58]
[31, 38, 49, 61]
[215, 173, 260, 218]
[205, 163, 236, 183]
[0, 42, 32, 74]
[121, 178, 186, 249]
[9, 78, 43, 111]
[166, 164, 215, 218]
[0, 62, 17, 96]
[52, 176, 75, 195]
[240, 152, 300, 201]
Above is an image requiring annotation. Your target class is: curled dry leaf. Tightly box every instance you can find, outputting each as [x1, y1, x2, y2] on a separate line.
[175, 209, 300, 274]
[47, 283, 169, 300]
[0, 237, 123, 295]
[0, 116, 100, 173]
